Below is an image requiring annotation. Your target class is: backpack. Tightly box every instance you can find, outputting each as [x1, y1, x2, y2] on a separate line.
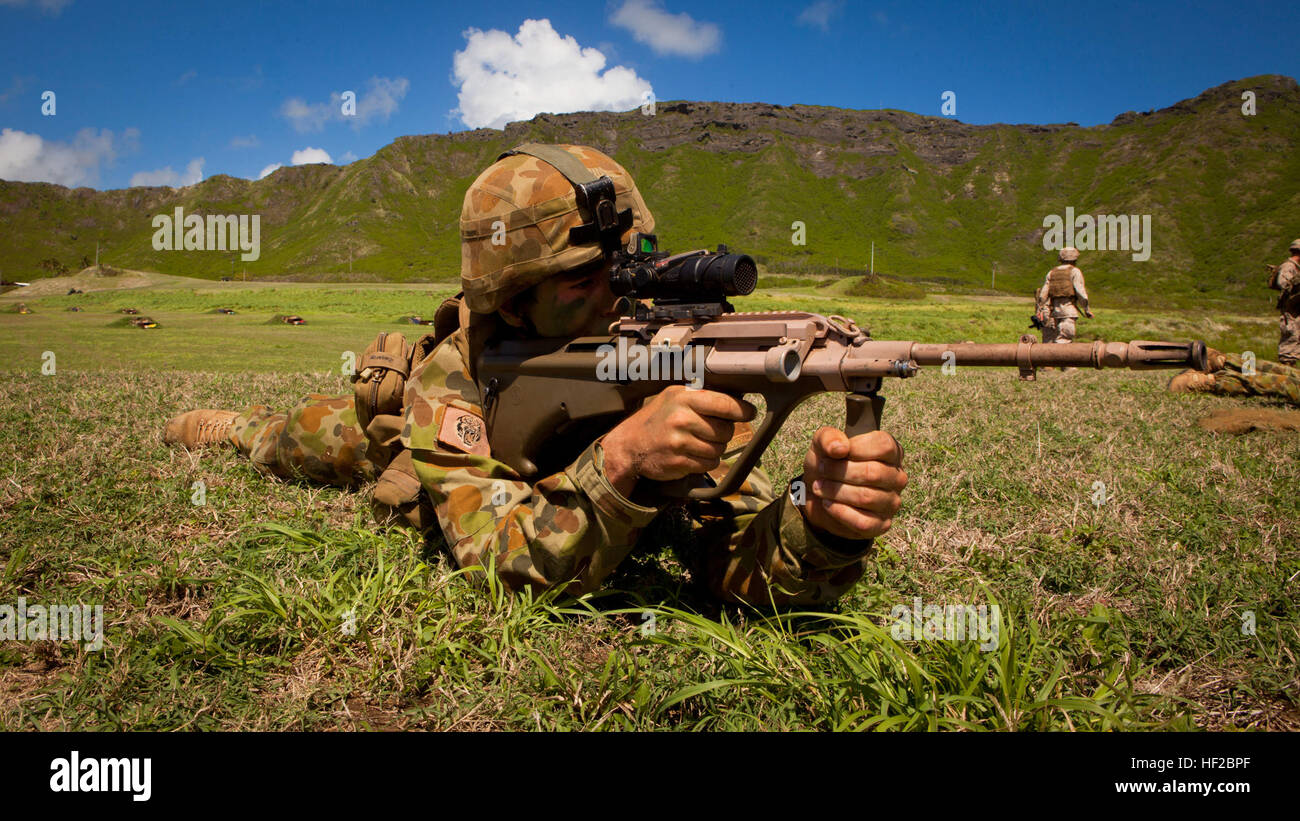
[353, 294, 465, 533]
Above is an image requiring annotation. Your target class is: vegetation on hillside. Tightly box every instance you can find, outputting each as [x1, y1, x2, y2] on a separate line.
[1, 75, 1295, 315]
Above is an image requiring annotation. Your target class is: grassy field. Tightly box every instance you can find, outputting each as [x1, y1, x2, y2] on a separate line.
[0, 274, 1296, 730]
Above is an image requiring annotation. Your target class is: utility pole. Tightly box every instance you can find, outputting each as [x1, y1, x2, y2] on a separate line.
[992, 262, 996, 290]
[870, 241, 874, 276]
[348, 219, 358, 275]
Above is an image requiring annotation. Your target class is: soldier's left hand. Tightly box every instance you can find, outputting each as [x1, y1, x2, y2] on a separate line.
[800, 428, 907, 541]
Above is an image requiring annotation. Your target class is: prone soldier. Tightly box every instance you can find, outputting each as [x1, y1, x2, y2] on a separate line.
[162, 144, 909, 606]
[1169, 349, 1300, 405]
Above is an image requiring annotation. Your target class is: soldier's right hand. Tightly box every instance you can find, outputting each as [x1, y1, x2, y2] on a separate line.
[601, 385, 757, 494]
[1085, 310, 1095, 318]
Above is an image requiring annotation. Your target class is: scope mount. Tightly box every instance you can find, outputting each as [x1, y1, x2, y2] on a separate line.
[632, 299, 735, 322]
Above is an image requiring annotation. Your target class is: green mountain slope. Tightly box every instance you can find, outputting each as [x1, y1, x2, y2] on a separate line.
[2, 74, 1296, 310]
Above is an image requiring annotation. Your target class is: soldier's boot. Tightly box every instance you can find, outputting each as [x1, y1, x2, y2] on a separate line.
[1168, 370, 1216, 393]
[1206, 348, 1227, 372]
[163, 409, 239, 449]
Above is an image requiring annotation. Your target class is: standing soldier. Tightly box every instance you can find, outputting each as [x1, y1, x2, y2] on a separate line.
[1268, 238, 1300, 366]
[1035, 246, 1093, 371]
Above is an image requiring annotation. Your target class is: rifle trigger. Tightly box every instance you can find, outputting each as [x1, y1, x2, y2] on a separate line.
[482, 377, 500, 413]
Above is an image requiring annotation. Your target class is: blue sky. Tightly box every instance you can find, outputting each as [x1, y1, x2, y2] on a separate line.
[1, 0, 1296, 190]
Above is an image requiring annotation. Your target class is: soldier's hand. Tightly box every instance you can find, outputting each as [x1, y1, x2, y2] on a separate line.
[601, 386, 757, 494]
[800, 427, 907, 541]
[1085, 310, 1095, 319]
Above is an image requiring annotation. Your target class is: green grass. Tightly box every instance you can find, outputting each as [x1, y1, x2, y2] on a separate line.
[0, 278, 1296, 730]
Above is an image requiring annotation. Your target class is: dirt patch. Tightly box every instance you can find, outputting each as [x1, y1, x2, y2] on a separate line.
[1197, 409, 1300, 434]
[0, 267, 159, 298]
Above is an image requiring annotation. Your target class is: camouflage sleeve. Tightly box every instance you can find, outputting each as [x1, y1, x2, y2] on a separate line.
[1073, 267, 1090, 312]
[1279, 261, 1300, 293]
[401, 334, 660, 595]
[401, 331, 872, 604]
[688, 443, 875, 607]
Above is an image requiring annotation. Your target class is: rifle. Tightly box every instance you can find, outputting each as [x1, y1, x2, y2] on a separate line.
[478, 234, 1207, 501]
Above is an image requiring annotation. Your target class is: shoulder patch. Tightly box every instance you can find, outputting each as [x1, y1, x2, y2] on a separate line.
[438, 406, 491, 457]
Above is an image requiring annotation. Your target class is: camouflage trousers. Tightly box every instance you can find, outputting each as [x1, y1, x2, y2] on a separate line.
[229, 394, 385, 487]
[1040, 316, 1076, 344]
[1193, 354, 1300, 405]
[1279, 311, 1300, 366]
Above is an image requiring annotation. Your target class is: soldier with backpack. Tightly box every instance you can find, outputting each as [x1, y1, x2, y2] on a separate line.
[162, 144, 909, 605]
[1267, 238, 1300, 366]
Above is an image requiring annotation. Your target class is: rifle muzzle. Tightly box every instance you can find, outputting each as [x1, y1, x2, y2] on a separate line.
[1123, 340, 1208, 371]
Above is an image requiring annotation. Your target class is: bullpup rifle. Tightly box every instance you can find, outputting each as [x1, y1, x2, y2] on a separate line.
[478, 234, 1207, 501]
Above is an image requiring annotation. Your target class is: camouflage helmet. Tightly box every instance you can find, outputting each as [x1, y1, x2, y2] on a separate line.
[1059, 246, 1080, 263]
[459, 143, 655, 314]
[1290, 238, 1300, 253]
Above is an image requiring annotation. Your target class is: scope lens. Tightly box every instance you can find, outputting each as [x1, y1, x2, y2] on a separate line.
[608, 251, 757, 300]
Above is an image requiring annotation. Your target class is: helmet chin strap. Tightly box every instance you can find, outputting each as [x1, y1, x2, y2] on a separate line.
[499, 143, 632, 255]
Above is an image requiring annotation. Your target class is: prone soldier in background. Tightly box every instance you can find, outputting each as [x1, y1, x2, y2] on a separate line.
[1169, 348, 1300, 405]
[162, 144, 909, 606]
[1267, 238, 1300, 366]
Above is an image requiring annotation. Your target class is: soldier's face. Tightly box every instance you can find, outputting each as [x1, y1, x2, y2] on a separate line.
[520, 260, 620, 337]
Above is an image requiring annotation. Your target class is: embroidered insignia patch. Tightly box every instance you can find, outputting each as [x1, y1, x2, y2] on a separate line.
[438, 407, 491, 457]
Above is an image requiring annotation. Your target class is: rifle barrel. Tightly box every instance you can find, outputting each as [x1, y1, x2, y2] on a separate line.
[904, 340, 1207, 371]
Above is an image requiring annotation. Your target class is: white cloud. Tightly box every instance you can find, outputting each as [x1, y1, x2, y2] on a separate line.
[0, 0, 73, 14]
[291, 147, 331, 165]
[339, 150, 358, 163]
[609, 0, 721, 58]
[452, 19, 653, 130]
[281, 76, 409, 133]
[0, 126, 137, 187]
[229, 134, 259, 149]
[129, 156, 205, 188]
[796, 0, 844, 32]
[258, 163, 282, 179]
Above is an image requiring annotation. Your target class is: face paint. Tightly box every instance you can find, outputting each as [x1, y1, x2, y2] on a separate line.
[525, 261, 618, 337]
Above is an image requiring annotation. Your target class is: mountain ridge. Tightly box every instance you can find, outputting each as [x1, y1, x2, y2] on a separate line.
[2, 74, 1296, 308]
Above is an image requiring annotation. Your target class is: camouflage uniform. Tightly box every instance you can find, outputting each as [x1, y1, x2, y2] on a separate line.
[222, 340, 875, 606]
[229, 395, 382, 487]
[1271, 254, 1300, 365]
[1172, 353, 1300, 405]
[1036, 263, 1089, 344]
[205, 143, 883, 606]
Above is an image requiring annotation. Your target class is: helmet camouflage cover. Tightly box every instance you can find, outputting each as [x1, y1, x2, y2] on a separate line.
[459, 144, 655, 314]
[1059, 246, 1080, 263]
[1290, 238, 1300, 253]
